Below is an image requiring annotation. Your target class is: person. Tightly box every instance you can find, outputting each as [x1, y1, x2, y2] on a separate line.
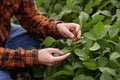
[0, 0, 81, 80]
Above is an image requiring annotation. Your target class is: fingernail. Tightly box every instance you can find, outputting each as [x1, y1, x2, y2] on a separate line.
[71, 35, 74, 38]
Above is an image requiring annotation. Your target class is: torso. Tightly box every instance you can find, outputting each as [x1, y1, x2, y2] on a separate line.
[0, 0, 21, 46]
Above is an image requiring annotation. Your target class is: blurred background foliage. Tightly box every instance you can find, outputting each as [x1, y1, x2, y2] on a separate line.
[11, 0, 120, 80]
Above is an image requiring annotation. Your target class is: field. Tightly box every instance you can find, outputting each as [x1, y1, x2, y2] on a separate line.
[11, 0, 120, 80]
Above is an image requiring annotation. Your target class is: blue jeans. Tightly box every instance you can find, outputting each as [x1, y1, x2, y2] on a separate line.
[0, 23, 41, 80]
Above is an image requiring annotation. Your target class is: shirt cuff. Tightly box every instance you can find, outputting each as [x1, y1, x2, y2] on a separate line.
[22, 49, 39, 67]
[51, 20, 63, 38]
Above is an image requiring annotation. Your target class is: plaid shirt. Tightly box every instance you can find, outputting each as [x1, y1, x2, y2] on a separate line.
[0, 0, 62, 69]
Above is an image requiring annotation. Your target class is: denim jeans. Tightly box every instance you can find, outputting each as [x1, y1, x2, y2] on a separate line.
[0, 23, 41, 80]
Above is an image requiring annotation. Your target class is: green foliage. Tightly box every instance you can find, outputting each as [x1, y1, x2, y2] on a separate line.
[12, 0, 120, 80]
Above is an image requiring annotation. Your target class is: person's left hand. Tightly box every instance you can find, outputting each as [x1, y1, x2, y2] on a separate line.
[57, 23, 81, 40]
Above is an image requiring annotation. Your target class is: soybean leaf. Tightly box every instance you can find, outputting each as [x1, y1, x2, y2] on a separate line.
[49, 70, 72, 79]
[98, 57, 108, 67]
[79, 56, 90, 61]
[110, 52, 120, 66]
[99, 67, 117, 77]
[73, 74, 94, 80]
[72, 62, 83, 70]
[98, 26, 108, 39]
[110, 52, 120, 60]
[93, 21, 104, 35]
[84, 31, 97, 40]
[84, 0, 93, 14]
[66, 38, 73, 46]
[83, 60, 97, 70]
[100, 71, 112, 80]
[92, 15, 105, 23]
[109, 26, 119, 38]
[41, 36, 56, 47]
[73, 74, 86, 80]
[94, 0, 102, 6]
[116, 9, 120, 21]
[114, 21, 120, 28]
[103, 19, 112, 25]
[92, 10, 111, 18]
[64, 65, 73, 72]
[89, 42, 100, 51]
[79, 11, 89, 27]
[86, 76, 95, 80]
[61, 47, 70, 53]
[35, 0, 44, 6]
[66, 0, 75, 9]
[54, 3, 62, 13]
[74, 49, 87, 57]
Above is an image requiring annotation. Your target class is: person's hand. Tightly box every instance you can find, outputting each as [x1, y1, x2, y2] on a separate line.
[38, 48, 71, 66]
[57, 23, 81, 40]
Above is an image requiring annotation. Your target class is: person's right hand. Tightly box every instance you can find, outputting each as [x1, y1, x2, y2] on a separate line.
[38, 48, 71, 66]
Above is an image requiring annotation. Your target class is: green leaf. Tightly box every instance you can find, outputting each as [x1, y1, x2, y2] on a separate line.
[73, 74, 86, 80]
[54, 3, 62, 13]
[84, 0, 93, 13]
[84, 31, 97, 40]
[92, 10, 111, 18]
[66, 39, 73, 46]
[103, 19, 112, 25]
[35, 0, 44, 6]
[83, 60, 97, 70]
[49, 13, 58, 19]
[73, 5, 82, 13]
[72, 62, 83, 70]
[100, 10, 112, 17]
[74, 49, 87, 57]
[115, 21, 120, 28]
[115, 43, 120, 52]
[92, 15, 105, 23]
[89, 42, 100, 51]
[59, 6, 72, 19]
[93, 0, 102, 6]
[93, 22, 104, 35]
[98, 57, 108, 67]
[64, 65, 73, 72]
[86, 76, 95, 80]
[41, 36, 56, 47]
[79, 56, 90, 61]
[99, 67, 117, 77]
[110, 52, 120, 66]
[61, 47, 70, 53]
[110, 52, 120, 60]
[50, 70, 72, 79]
[66, 0, 75, 9]
[116, 9, 120, 19]
[79, 11, 89, 27]
[97, 25, 108, 39]
[109, 26, 119, 38]
[100, 71, 112, 80]
[73, 74, 94, 80]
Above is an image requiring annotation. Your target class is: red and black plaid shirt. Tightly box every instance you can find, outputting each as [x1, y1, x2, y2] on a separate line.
[0, 0, 62, 69]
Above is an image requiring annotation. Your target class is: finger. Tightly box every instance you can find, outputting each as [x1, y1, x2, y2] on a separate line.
[75, 24, 80, 32]
[70, 24, 80, 37]
[73, 24, 81, 40]
[61, 28, 74, 38]
[76, 30, 81, 39]
[53, 53, 71, 62]
[47, 48, 64, 55]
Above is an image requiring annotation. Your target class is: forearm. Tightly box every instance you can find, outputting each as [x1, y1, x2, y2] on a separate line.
[0, 47, 39, 69]
[15, 0, 62, 39]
